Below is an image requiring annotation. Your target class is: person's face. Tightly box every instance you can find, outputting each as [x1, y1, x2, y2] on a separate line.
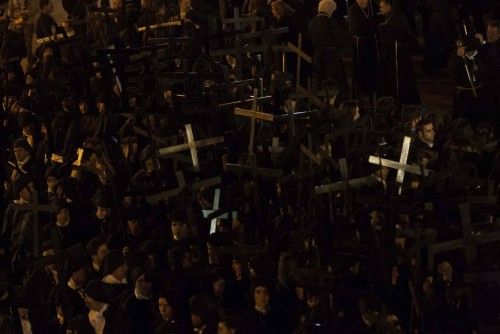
[135, 274, 152, 296]
[47, 176, 58, 191]
[213, 279, 225, 296]
[254, 286, 270, 310]
[112, 262, 128, 281]
[43, 47, 54, 61]
[96, 243, 108, 263]
[79, 101, 88, 114]
[43, 248, 56, 271]
[20, 186, 32, 202]
[379, 1, 392, 16]
[14, 146, 29, 162]
[56, 208, 69, 223]
[487, 23, 500, 43]
[419, 123, 435, 143]
[356, 0, 368, 9]
[171, 222, 185, 240]
[97, 102, 106, 113]
[232, 259, 242, 278]
[96, 206, 111, 220]
[158, 297, 173, 320]
[306, 294, 320, 308]
[72, 267, 88, 286]
[218, 321, 235, 334]
[127, 219, 140, 236]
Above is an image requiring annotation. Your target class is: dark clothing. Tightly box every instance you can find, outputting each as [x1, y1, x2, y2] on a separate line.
[240, 308, 287, 334]
[348, 4, 378, 97]
[70, 305, 130, 334]
[378, 13, 420, 105]
[121, 293, 155, 334]
[307, 14, 348, 105]
[35, 13, 61, 39]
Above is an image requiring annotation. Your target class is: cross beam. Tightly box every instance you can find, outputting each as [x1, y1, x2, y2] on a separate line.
[202, 189, 238, 234]
[157, 124, 224, 172]
[233, 89, 274, 156]
[13, 188, 59, 258]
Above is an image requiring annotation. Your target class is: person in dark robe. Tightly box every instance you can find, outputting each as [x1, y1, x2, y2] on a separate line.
[35, 0, 64, 39]
[421, 0, 456, 73]
[377, 0, 420, 105]
[70, 279, 130, 334]
[25, 241, 59, 333]
[55, 256, 90, 320]
[42, 198, 80, 249]
[348, 0, 379, 99]
[86, 236, 109, 280]
[307, 0, 349, 106]
[154, 290, 186, 333]
[120, 267, 156, 334]
[100, 250, 129, 307]
[51, 96, 77, 153]
[6, 138, 40, 198]
[240, 279, 287, 334]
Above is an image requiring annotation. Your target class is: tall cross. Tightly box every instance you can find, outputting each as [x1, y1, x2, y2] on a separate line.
[233, 88, 274, 159]
[13, 187, 60, 258]
[202, 189, 238, 234]
[157, 124, 224, 172]
[287, 33, 312, 92]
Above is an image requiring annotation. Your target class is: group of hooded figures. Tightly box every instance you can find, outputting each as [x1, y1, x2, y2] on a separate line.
[1, 0, 500, 333]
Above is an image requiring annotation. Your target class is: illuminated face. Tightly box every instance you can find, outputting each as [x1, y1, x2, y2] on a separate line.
[379, 1, 392, 17]
[254, 286, 270, 310]
[419, 123, 435, 143]
[96, 206, 111, 220]
[487, 23, 500, 43]
[158, 297, 173, 320]
[356, 0, 369, 9]
[96, 243, 108, 263]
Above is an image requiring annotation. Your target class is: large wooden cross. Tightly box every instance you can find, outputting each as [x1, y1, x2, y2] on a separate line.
[202, 189, 238, 234]
[368, 137, 431, 194]
[233, 88, 274, 158]
[157, 124, 224, 172]
[13, 187, 60, 258]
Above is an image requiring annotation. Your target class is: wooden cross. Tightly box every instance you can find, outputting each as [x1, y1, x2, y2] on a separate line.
[368, 137, 431, 194]
[145, 171, 222, 204]
[137, 20, 181, 33]
[225, 163, 283, 179]
[157, 124, 224, 172]
[145, 171, 186, 204]
[257, 137, 285, 165]
[315, 162, 378, 195]
[216, 95, 272, 110]
[13, 187, 60, 258]
[233, 88, 274, 158]
[202, 189, 238, 234]
[367, 136, 414, 195]
[288, 33, 312, 92]
[221, 7, 263, 29]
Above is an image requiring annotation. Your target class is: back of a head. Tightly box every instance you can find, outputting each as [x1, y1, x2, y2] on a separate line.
[318, 0, 336, 17]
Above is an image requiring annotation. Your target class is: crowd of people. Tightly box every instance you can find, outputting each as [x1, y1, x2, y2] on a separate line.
[1, 0, 500, 333]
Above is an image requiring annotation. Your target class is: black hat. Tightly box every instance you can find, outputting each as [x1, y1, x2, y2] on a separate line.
[131, 266, 152, 283]
[123, 206, 143, 222]
[13, 138, 32, 154]
[13, 175, 32, 194]
[51, 197, 70, 210]
[85, 279, 109, 303]
[86, 236, 107, 256]
[94, 191, 112, 208]
[66, 257, 89, 277]
[101, 250, 126, 277]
